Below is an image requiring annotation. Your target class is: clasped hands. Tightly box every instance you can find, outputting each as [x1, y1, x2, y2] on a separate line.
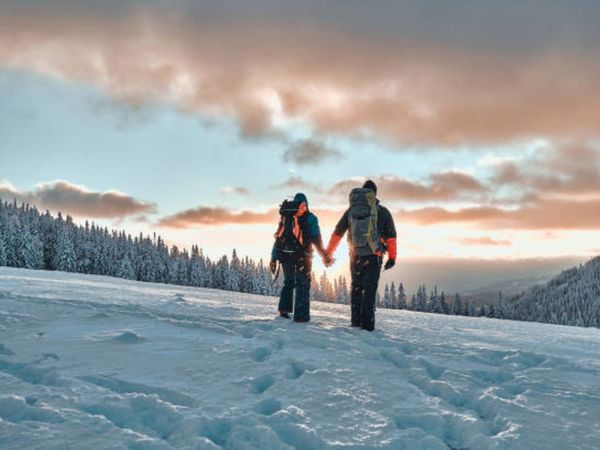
[322, 252, 395, 270]
[322, 252, 335, 267]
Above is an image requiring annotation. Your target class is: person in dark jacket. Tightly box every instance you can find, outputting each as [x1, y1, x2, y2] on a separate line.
[270, 193, 330, 322]
[325, 180, 397, 331]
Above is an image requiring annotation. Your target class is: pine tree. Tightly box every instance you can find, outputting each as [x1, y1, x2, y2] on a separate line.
[397, 283, 407, 309]
[389, 282, 398, 309]
[382, 284, 390, 308]
[52, 224, 76, 272]
[439, 292, 449, 314]
[0, 228, 6, 267]
[452, 293, 463, 315]
[117, 253, 136, 280]
[16, 219, 43, 269]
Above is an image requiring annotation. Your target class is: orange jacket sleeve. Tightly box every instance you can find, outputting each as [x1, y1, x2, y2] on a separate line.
[386, 237, 397, 260]
[326, 232, 342, 256]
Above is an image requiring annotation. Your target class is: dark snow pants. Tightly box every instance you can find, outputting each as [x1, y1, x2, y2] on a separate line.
[278, 256, 312, 321]
[350, 254, 382, 331]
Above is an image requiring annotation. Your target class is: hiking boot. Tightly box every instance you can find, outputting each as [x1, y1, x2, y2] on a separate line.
[279, 311, 290, 319]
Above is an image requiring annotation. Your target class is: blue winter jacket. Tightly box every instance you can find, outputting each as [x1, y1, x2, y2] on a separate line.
[271, 193, 322, 260]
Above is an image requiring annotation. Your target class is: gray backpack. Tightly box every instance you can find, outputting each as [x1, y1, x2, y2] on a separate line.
[348, 188, 381, 256]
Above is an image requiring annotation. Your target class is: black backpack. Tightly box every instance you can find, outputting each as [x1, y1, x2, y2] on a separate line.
[273, 200, 305, 262]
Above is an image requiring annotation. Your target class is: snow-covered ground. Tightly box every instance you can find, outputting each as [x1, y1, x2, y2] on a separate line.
[1, 268, 599, 450]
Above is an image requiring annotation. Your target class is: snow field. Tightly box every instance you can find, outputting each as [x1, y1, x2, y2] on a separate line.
[1, 268, 599, 449]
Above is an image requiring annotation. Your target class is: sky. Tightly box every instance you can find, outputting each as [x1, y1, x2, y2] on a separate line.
[1, 0, 600, 291]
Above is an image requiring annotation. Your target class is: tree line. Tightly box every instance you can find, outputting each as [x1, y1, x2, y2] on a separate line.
[1, 200, 597, 328]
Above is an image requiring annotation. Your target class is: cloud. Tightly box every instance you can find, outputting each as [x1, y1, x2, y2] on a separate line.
[451, 237, 512, 246]
[399, 197, 600, 230]
[283, 139, 340, 165]
[0, 180, 156, 218]
[157, 206, 277, 228]
[490, 141, 600, 198]
[1, 1, 599, 145]
[219, 186, 249, 195]
[156, 202, 347, 228]
[271, 175, 323, 194]
[329, 173, 486, 201]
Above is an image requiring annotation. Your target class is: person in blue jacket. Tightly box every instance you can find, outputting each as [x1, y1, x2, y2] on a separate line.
[270, 193, 330, 322]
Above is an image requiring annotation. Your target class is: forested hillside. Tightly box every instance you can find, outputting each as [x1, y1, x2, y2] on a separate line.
[502, 257, 600, 328]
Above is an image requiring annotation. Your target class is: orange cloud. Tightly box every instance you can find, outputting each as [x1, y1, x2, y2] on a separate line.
[1, 2, 599, 145]
[329, 173, 486, 201]
[0, 180, 156, 218]
[399, 198, 600, 230]
[451, 237, 512, 246]
[157, 206, 278, 228]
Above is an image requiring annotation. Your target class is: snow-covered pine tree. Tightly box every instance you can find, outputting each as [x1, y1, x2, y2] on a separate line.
[178, 249, 191, 285]
[16, 218, 43, 269]
[116, 252, 136, 280]
[168, 245, 181, 284]
[382, 284, 390, 308]
[413, 285, 428, 311]
[389, 282, 398, 309]
[0, 227, 6, 266]
[439, 292, 449, 314]
[467, 301, 477, 316]
[397, 282, 407, 309]
[452, 293, 463, 315]
[227, 249, 241, 291]
[52, 221, 76, 272]
[428, 287, 441, 313]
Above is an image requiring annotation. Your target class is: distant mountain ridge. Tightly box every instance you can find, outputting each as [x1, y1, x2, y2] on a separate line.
[461, 273, 554, 304]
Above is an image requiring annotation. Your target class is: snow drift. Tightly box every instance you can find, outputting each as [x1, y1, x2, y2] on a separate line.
[0, 267, 599, 449]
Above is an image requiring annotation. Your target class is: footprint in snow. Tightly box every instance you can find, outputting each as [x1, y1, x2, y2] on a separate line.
[285, 361, 306, 380]
[254, 398, 282, 416]
[0, 343, 15, 356]
[250, 347, 272, 362]
[251, 374, 275, 394]
[237, 326, 256, 339]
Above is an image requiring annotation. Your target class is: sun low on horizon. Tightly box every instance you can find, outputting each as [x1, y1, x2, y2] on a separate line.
[2, 0, 600, 291]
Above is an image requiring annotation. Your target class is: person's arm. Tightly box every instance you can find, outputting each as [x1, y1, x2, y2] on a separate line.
[326, 209, 350, 256]
[271, 242, 278, 261]
[308, 215, 327, 258]
[381, 207, 397, 268]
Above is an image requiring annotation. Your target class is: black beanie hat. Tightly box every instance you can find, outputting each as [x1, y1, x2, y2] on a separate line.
[363, 179, 377, 195]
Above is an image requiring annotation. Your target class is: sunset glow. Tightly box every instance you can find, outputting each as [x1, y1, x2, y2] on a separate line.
[2, 0, 600, 290]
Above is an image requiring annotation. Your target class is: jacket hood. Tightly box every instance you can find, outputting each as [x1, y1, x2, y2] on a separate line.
[294, 192, 309, 210]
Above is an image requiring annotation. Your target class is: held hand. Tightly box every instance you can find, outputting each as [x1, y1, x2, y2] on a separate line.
[269, 260, 277, 274]
[322, 253, 335, 267]
[384, 259, 395, 271]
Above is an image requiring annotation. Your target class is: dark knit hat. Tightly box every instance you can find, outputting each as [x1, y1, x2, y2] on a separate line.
[363, 179, 377, 195]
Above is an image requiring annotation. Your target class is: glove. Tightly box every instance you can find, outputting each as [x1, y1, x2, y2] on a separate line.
[384, 259, 395, 270]
[270, 260, 277, 274]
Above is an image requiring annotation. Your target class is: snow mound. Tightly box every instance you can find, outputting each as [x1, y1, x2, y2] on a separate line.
[112, 330, 145, 344]
[0, 343, 15, 356]
[1, 267, 599, 450]
[89, 330, 146, 344]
